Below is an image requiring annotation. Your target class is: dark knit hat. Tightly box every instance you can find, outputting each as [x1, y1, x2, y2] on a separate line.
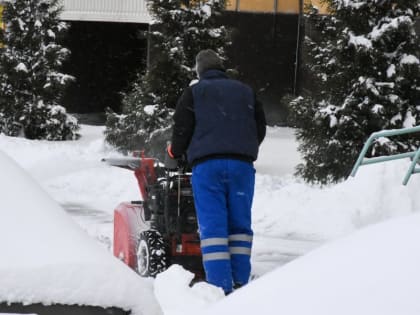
[195, 49, 224, 77]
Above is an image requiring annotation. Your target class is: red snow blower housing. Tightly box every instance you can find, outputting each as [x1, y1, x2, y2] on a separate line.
[103, 154, 203, 278]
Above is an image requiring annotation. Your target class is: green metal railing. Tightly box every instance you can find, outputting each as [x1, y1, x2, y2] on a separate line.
[350, 125, 420, 185]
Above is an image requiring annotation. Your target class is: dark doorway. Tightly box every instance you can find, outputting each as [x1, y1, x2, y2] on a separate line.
[222, 12, 301, 125]
[62, 21, 148, 114]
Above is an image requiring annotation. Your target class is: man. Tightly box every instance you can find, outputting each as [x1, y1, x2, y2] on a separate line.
[168, 49, 266, 294]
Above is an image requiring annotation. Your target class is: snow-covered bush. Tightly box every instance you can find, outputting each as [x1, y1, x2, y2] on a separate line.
[105, 0, 229, 155]
[289, 0, 420, 184]
[0, 0, 79, 140]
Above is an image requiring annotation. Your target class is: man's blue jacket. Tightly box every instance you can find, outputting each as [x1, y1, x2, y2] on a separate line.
[171, 69, 266, 165]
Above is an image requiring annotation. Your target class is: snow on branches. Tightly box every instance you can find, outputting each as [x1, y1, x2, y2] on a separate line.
[105, 0, 229, 155]
[0, 0, 79, 140]
[289, 0, 420, 184]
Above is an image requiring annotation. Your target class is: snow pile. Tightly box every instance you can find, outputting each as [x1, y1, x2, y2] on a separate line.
[251, 127, 420, 242]
[0, 125, 139, 247]
[154, 265, 224, 315]
[253, 157, 420, 241]
[198, 212, 420, 315]
[2, 125, 420, 314]
[0, 125, 139, 212]
[0, 150, 161, 315]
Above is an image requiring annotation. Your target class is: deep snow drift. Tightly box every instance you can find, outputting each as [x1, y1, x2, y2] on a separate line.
[0, 150, 160, 315]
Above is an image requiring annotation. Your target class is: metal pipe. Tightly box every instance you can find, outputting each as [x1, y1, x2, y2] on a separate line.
[361, 152, 416, 165]
[351, 126, 420, 176]
[350, 136, 374, 177]
[351, 126, 420, 180]
[177, 170, 181, 218]
[146, 23, 151, 70]
[293, 0, 304, 95]
[403, 148, 420, 185]
[370, 125, 420, 138]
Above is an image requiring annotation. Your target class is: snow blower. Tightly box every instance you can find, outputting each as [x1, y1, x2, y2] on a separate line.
[103, 154, 203, 278]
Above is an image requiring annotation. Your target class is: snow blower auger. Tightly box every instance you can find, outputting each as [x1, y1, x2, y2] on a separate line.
[102, 154, 203, 278]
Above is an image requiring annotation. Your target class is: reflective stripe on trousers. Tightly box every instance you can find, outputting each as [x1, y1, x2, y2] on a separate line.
[201, 235, 253, 262]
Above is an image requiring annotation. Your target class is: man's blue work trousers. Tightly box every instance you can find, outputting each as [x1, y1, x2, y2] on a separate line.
[192, 159, 255, 294]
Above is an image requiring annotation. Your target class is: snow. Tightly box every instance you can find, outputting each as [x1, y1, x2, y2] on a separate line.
[208, 28, 222, 38]
[2, 124, 420, 314]
[370, 16, 413, 41]
[400, 54, 420, 65]
[403, 110, 416, 128]
[15, 63, 28, 73]
[17, 18, 25, 31]
[391, 112, 403, 124]
[0, 148, 160, 314]
[388, 94, 399, 104]
[371, 104, 383, 114]
[154, 265, 224, 315]
[387, 64, 396, 78]
[348, 33, 372, 50]
[201, 5, 212, 18]
[337, 0, 365, 9]
[254, 127, 300, 177]
[144, 105, 158, 116]
[47, 29, 56, 38]
[198, 212, 420, 315]
[49, 104, 66, 115]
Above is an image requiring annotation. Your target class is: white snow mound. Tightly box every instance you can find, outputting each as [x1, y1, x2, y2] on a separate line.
[0, 150, 160, 315]
[198, 212, 420, 315]
[154, 265, 224, 315]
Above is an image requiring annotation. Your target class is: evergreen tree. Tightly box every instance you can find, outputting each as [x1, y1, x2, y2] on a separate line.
[0, 0, 79, 140]
[289, 0, 420, 184]
[105, 0, 229, 155]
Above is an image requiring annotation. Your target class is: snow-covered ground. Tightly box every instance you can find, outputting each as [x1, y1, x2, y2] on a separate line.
[1, 124, 420, 314]
[0, 149, 159, 315]
[198, 212, 420, 315]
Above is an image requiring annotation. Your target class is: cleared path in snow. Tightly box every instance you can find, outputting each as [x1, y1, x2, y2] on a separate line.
[1, 124, 320, 278]
[64, 126, 319, 277]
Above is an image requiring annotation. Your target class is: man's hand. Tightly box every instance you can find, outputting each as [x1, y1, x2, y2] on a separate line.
[167, 143, 175, 159]
[165, 143, 179, 169]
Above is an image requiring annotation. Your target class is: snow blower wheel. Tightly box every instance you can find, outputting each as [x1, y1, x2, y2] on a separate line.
[136, 230, 167, 277]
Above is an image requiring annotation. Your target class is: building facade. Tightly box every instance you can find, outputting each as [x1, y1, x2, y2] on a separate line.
[59, 0, 327, 21]
[227, 0, 327, 14]
[0, 0, 326, 123]
[60, 0, 151, 23]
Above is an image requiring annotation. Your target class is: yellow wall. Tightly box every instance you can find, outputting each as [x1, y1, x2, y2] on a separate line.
[304, 0, 328, 14]
[240, 0, 276, 12]
[0, 4, 4, 30]
[227, 0, 328, 14]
